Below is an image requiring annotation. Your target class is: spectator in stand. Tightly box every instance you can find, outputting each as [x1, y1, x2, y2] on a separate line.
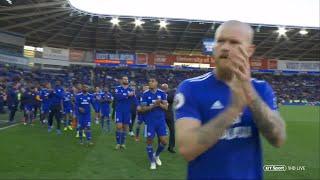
[0, 64, 319, 108]
[0, 86, 6, 114]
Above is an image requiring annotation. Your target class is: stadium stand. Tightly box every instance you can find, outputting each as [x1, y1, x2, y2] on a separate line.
[0, 63, 319, 108]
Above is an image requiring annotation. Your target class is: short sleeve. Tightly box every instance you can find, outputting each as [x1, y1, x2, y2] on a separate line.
[256, 81, 278, 111]
[174, 81, 201, 121]
[140, 93, 148, 106]
[162, 92, 167, 102]
[57, 88, 64, 100]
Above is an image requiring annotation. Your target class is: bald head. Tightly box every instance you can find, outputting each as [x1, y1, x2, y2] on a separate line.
[213, 20, 256, 81]
[161, 83, 169, 92]
[215, 20, 254, 44]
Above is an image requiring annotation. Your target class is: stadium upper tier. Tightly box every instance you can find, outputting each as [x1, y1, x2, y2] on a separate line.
[0, 0, 319, 60]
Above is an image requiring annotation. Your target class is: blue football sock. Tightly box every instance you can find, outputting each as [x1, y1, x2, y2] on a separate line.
[121, 131, 127, 145]
[116, 130, 121, 144]
[86, 129, 91, 141]
[146, 145, 155, 163]
[156, 143, 166, 157]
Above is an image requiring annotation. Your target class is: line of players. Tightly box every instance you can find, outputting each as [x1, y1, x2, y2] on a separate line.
[18, 81, 114, 145]
[9, 76, 169, 170]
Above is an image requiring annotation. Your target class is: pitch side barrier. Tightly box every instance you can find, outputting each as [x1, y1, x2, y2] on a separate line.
[281, 102, 320, 106]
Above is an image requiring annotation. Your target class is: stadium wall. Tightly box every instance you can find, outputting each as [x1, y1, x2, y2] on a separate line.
[1, 44, 319, 74]
[0, 53, 28, 66]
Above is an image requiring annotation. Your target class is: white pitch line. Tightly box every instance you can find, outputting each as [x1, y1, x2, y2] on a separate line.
[0, 123, 20, 131]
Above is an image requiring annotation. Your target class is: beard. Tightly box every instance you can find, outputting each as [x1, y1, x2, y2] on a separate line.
[215, 58, 234, 82]
[123, 82, 129, 85]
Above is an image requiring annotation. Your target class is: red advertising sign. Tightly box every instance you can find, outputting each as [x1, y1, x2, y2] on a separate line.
[147, 54, 173, 65]
[136, 54, 148, 64]
[154, 54, 169, 65]
[250, 60, 263, 70]
[250, 59, 269, 70]
[95, 60, 134, 64]
[95, 59, 120, 64]
[210, 58, 215, 67]
[175, 55, 212, 64]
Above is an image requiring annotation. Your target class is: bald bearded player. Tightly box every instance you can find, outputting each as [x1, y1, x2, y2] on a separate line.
[174, 20, 286, 179]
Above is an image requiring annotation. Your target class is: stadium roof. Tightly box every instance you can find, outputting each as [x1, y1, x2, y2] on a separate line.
[69, 0, 319, 28]
[0, 0, 319, 61]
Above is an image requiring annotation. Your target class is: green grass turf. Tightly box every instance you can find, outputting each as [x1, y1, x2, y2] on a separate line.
[0, 111, 24, 127]
[262, 105, 319, 180]
[0, 105, 319, 179]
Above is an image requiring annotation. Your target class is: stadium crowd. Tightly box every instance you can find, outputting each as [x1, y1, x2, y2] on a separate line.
[1, 64, 319, 109]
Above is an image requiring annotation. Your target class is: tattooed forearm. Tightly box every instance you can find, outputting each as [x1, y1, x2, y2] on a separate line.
[176, 107, 240, 161]
[249, 95, 286, 147]
[197, 128, 212, 145]
[195, 107, 240, 146]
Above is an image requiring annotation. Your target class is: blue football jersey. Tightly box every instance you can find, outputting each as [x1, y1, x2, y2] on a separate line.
[22, 90, 37, 108]
[93, 91, 103, 104]
[130, 95, 139, 110]
[114, 85, 134, 112]
[75, 93, 93, 115]
[136, 91, 146, 121]
[73, 92, 81, 116]
[100, 92, 113, 105]
[141, 89, 167, 120]
[63, 91, 73, 108]
[175, 72, 277, 180]
[40, 88, 50, 106]
[49, 86, 64, 106]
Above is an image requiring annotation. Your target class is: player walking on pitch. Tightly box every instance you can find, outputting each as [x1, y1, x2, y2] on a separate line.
[139, 78, 168, 170]
[114, 76, 135, 150]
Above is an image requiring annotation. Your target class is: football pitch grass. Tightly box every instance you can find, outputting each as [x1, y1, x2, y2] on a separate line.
[0, 105, 319, 179]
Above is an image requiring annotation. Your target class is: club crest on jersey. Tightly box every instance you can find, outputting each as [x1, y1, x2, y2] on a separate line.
[174, 93, 185, 110]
